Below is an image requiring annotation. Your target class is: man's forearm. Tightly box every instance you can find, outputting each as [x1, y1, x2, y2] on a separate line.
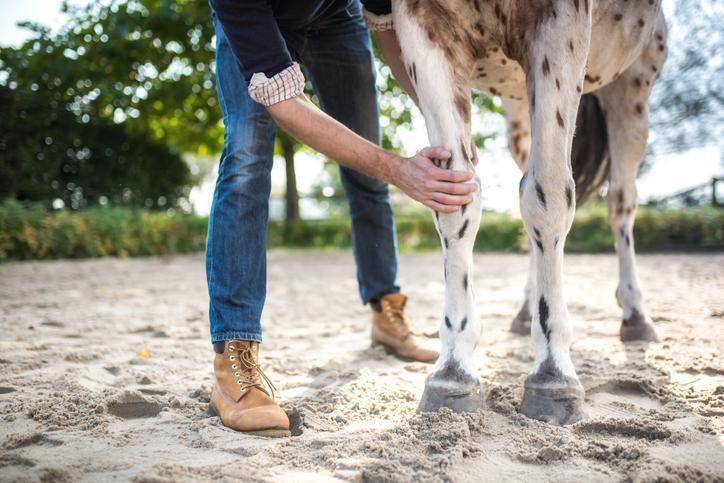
[266, 94, 475, 214]
[267, 95, 401, 185]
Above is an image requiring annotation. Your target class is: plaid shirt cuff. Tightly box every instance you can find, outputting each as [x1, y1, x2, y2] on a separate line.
[248, 63, 305, 106]
[363, 9, 394, 31]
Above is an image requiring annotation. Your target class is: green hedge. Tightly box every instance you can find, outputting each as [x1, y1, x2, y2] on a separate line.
[1, 201, 722, 261]
[268, 213, 523, 252]
[0, 201, 207, 260]
[567, 204, 724, 252]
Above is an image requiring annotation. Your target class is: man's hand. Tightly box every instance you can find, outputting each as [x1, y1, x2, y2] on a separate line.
[268, 96, 475, 212]
[392, 147, 477, 213]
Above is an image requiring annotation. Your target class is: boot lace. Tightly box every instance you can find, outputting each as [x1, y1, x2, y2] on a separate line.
[227, 343, 277, 399]
[383, 304, 414, 336]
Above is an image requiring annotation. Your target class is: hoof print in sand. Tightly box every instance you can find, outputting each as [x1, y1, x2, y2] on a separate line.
[586, 379, 663, 419]
[575, 419, 672, 441]
[107, 391, 162, 419]
[2, 432, 62, 450]
[285, 407, 304, 436]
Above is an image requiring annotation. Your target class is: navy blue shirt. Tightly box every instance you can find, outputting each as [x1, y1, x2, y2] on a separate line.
[210, 0, 392, 81]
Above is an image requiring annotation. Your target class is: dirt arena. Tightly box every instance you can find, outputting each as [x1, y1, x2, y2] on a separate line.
[0, 250, 722, 482]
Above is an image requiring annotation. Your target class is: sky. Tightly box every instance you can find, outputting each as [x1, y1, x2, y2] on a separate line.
[2, 0, 721, 216]
[0, 0, 85, 46]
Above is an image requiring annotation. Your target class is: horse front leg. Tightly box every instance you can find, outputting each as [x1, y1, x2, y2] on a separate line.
[394, 3, 484, 413]
[517, 5, 592, 424]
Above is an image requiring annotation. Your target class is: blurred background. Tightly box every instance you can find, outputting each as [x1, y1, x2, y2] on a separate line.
[0, 0, 722, 261]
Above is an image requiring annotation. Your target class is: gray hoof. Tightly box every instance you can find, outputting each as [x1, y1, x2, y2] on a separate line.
[520, 364, 586, 425]
[620, 309, 659, 342]
[418, 375, 485, 413]
[510, 301, 532, 336]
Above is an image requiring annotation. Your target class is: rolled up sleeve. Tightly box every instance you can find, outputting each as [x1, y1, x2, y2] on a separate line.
[361, 0, 393, 31]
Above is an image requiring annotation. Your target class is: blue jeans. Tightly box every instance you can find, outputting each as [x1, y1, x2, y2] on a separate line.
[206, 3, 400, 343]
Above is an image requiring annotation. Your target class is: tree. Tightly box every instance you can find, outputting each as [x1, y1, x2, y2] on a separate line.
[649, 0, 723, 156]
[0, 85, 190, 209]
[276, 131, 300, 222]
[0, 0, 219, 209]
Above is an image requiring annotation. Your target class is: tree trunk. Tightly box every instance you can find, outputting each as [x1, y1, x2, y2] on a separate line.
[280, 133, 300, 222]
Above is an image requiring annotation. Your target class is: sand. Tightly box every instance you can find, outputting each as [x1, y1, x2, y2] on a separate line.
[0, 250, 723, 482]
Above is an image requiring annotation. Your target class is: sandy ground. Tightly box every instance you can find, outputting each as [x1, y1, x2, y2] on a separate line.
[0, 250, 723, 482]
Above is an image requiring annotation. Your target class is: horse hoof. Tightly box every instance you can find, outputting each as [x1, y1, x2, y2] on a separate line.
[417, 376, 485, 413]
[520, 372, 586, 425]
[509, 304, 532, 336]
[620, 309, 659, 342]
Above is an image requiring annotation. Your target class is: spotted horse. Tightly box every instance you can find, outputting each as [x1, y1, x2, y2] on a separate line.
[392, 0, 668, 424]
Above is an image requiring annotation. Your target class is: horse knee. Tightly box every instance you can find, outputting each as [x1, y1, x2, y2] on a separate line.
[437, 193, 481, 249]
[519, 173, 574, 242]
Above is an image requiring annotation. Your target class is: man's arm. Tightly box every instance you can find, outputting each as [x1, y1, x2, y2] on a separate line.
[268, 95, 476, 213]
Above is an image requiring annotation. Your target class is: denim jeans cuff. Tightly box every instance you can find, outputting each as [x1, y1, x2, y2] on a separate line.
[211, 331, 262, 344]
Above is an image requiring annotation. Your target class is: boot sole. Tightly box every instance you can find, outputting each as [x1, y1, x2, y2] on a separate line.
[372, 342, 436, 364]
[207, 404, 291, 438]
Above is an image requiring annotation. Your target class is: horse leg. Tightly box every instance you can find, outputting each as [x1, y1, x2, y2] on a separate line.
[517, 5, 591, 425]
[510, 253, 535, 335]
[394, 3, 484, 413]
[594, 21, 666, 342]
[503, 99, 534, 335]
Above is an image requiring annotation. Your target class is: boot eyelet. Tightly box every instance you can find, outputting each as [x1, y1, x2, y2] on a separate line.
[234, 372, 240, 377]
[229, 356, 236, 361]
[231, 364, 237, 369]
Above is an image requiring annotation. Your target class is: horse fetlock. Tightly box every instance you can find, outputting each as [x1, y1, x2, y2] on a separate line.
[615, 283, 642, 309]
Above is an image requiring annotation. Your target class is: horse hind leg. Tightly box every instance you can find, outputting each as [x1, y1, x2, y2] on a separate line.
[510, 253, 535, 335]
[502, 99, 534, 335]
[394, 3, 484, 413]
[594, 21, 667, 342]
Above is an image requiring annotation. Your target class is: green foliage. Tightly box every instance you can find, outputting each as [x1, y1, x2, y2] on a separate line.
[568, 204, 724, 252]
[0, 86, 191, 209]
[4, 0, 221, 153]
[268, 218, 354, 249]
[633, 206, 724, 250]
[0, 201, 206, 260]
[566, 205, 615, 252]
[3, 202, 721, 262]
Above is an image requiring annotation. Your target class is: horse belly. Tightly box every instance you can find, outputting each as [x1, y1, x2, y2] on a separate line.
[470, 56, 527, 100]
[584, 1, 663, 92]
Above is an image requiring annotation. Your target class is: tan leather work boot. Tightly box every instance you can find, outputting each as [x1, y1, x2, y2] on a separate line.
[209, 340, 290, 437]
[371, 293, 439, 363]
